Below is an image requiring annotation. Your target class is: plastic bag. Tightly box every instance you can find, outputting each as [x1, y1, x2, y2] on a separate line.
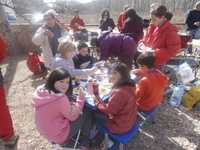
[181, 86, 200, 109]
[176, 62, 195, 85]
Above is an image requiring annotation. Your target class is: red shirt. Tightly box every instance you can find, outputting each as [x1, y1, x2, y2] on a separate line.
[0, 36, 6, 64]
[70, 17, 85, 32]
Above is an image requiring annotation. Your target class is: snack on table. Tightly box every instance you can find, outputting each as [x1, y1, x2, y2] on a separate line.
[99, 87, 107, 95]
[73, 87, 86, 94]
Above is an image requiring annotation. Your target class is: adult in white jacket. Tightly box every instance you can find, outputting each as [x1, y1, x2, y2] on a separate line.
[32, 10, 71, 69]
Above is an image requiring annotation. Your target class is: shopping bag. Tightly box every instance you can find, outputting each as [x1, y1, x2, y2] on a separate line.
[176, 62, 195, 85]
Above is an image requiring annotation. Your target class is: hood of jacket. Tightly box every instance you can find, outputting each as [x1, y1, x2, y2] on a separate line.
[31, 85, 65, 108]
[144, 69, 168, 89]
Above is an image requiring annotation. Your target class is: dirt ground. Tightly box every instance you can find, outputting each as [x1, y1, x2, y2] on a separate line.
[0, 52, 200, 150]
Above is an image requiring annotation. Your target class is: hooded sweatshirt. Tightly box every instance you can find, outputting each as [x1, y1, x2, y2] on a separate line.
[31, 85, 85, 144]
[136, 69, 168, 111]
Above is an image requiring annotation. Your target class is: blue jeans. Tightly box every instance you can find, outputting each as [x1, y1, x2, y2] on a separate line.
[93, 113, 107, 140]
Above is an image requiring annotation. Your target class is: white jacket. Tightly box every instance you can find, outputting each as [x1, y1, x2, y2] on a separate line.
[32, 23, 71, 68]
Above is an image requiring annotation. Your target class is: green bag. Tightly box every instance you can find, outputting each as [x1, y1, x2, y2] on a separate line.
[181, 86, 200, 109]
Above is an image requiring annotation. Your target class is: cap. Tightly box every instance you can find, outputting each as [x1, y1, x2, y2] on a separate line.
[48, 9, 58, 16]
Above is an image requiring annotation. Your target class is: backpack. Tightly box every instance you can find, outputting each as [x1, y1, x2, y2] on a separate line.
[181, 86, 200, 109]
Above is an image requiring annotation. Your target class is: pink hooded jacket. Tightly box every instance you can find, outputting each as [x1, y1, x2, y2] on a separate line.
[31, 85, 85, 144]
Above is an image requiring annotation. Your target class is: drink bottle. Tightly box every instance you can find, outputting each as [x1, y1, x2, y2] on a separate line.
[170, 84, 184, 107]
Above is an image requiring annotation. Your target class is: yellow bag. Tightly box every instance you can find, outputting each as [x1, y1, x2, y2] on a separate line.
[181, 86, 200, 109]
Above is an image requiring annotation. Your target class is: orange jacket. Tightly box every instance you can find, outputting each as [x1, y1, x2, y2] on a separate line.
[117, 12, 126, 32]
[139, 20, 181, 65]
[0, 36, 6, 64]
[136, 69, 168, 111]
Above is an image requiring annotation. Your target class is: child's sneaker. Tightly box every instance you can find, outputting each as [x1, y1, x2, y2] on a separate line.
[78, 139, 91, 150]
[100, 139, 114, 150]
[4, 131, 19, 148]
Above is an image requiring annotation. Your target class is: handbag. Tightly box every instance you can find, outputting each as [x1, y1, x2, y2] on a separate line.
[176, 61, 195, 85]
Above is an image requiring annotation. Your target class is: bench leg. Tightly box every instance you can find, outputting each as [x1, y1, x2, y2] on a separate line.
[119, 143, 123, 150]
[105, 133, 109, 150]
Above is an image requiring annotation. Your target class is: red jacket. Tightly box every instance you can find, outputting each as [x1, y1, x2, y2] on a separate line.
[136, 69, 168, 111]
[94, 86, 137, 134]
[0, 37, 6, 64]
[70, 17, 85, 32]
[117, 12, 126, 32]
[139, 20, 181, 65]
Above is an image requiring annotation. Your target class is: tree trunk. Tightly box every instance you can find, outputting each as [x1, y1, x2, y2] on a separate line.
[0, 4, 20, 55]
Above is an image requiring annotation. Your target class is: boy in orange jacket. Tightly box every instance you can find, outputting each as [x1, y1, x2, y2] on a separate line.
[131, 51, 169, 111]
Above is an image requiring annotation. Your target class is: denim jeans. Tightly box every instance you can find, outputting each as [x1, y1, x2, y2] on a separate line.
[93, 113, 107, 140]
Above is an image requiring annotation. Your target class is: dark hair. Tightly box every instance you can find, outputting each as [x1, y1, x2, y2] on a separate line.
[126, 8, 141, 22]
[44, 67, 72, 96]
[77, 40, 88, 50]
[150, 4, 173, 21]
[90, 37, 99, 47]
[80, 28, 87, 33]
[108, 61, 135, 87]
[136, 51, 156, 69]
[101, 8, 110, 19]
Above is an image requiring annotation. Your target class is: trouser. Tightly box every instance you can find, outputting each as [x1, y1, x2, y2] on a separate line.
[66, 106, 93, 142]
[0, 68, 14, 141]
[93, 113, 107, 140]
[118, 53, 135, 70]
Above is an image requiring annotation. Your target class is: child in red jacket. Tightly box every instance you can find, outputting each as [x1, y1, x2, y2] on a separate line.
[131, 51, 168, 111]
[0, 36, 19, 148]
[93, 61, 137, 149]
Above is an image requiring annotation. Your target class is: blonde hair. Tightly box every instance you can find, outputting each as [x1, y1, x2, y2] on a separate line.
[43, 10, 55, 20]
[57, 39, 76, 56]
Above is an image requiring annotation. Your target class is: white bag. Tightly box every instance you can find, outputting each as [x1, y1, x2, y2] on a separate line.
[176, 62, 195, 85]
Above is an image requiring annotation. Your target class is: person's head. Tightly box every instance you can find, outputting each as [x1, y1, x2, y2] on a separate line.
[74, 9, 79, 18]
[150, 4, 173, 26]
[77, 40, 89, 57]
[195, 1, 200, 11]
[101, 8, 110, 19]
[108, 61, 131, 85]
[45, 67, 72, 95]
[80, 28, 88, 36]
[43, 10, 56, 28]
[57, 39, 76, 58]
[136, 51, 156, 73]
[90, 37, 99, 49]
[124, 4, 131, 11]
[126, 8, 141, 22]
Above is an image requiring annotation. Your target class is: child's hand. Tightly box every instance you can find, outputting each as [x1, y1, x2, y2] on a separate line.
[131, 69, 140, 74]
[78, 87, 86, 98]
[80, 61, 90, 69]
[138, 42, 146, 51]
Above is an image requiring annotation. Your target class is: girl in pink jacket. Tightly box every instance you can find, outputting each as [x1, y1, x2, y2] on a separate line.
[31, 67, 92, 150]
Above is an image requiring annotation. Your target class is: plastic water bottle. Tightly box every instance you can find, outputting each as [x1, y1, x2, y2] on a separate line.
[88, 32, 91, 42]
[170, 84, 184, 107]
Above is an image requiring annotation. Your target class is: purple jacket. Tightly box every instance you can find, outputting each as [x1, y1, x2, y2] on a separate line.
[98, 31, 137, 61]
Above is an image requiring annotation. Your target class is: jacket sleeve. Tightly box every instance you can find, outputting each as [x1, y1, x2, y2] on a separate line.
[135, 78, 148, 102]
[110, 18, 115, 30]
[0, 37, 6, 64]
[60, 96, 85, 121]
[154, 31, 181, 62]
[99, 20, 105, 29]
[121, 22, 128, 33]
[32, 28, 46, 46]
[94, 90, 125, 115]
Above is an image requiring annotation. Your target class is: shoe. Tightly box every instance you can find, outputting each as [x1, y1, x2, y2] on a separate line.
[4, 131, 19, 148]
[78, 139, 91, 150]
[100, 139, 114, 150]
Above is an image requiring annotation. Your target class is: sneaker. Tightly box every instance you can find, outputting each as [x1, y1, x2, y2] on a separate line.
[4, 131, 19, 148]
[78, 139, 91, 150]
[100, 139, 114, 150]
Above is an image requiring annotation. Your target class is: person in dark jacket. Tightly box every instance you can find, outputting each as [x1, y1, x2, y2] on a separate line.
[99, 9, 115, 32]
[121, 8, 144, 41]
[73, 40, 93, 69]
[90, 31, 137, 70]
[185, 1, 200, 54]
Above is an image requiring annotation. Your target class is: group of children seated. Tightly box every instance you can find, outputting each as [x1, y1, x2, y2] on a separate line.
[31, 39, 168, 150]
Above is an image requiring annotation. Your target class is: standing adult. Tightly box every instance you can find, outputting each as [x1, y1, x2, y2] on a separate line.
[90, 31, 137, 70]
[117, 5, 131, 32]
[121, 8, 144, 43]
[70, 9, 85, 33]
[99, 9, 115, 32]
[0, 36, 19, 148]
[185, 1, 200, 54]
[135, 4, 181, 71]
[32, 10, 71, 69]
